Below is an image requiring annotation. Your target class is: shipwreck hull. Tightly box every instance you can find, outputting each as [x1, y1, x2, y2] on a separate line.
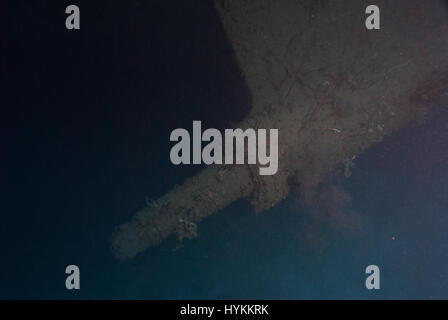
[111, 0, 448, 259]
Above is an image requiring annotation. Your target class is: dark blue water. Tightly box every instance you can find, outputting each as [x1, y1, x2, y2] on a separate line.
[2, 1, 448, 299]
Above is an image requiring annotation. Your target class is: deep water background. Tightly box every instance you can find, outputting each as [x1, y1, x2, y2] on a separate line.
[2, 1, 448, 299]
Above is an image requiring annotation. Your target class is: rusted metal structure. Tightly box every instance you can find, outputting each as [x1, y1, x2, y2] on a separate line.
[111, 0, 448, 259]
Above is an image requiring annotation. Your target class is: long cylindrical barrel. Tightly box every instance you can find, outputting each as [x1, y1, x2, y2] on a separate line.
[111, 0, 448, 259]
